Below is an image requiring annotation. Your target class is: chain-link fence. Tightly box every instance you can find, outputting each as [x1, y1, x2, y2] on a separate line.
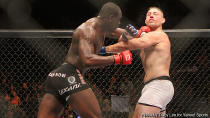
[0, 30, 209, 118]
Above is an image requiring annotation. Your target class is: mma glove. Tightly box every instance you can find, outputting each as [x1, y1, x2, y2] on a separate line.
[122, 25, 151, 41]
[113, 50, 132, 65]
[135, 26, 151, 37]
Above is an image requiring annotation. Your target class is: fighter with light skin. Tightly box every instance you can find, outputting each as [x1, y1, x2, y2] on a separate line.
[101, 6, 174, 118]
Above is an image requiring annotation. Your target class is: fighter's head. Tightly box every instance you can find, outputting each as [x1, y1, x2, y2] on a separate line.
[145, 6, 165, 30]
[98, 2, 122, 32]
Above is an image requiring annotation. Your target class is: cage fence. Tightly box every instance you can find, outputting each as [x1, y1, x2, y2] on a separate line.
[0, 29, 209, 118]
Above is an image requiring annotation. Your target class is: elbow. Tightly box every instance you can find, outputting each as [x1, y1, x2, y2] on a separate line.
[83, 58, 92, 67]
[138, 40, 150, 49]
[121, 42, 129, 50]
[82, 56, 96, 67]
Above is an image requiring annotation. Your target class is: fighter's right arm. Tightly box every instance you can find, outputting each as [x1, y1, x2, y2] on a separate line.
[78, 30, 132, 67]
[78, 38, 114, 67]
[99, 25, 151, 54]
[105, 31, 163, 52]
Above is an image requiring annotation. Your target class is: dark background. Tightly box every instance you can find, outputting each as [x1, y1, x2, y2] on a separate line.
[0, 0, 209, 29]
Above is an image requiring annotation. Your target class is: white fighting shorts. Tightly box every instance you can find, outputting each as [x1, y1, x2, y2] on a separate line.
[138, 76, 174, 111]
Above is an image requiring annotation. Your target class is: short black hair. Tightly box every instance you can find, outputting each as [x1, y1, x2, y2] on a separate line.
[98, 2, 121, 18]
[147, 6, 165, 18]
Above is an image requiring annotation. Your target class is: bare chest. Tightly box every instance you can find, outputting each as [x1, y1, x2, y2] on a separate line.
[94, 34, 105, 52]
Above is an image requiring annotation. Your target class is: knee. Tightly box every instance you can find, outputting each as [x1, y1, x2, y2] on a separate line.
[94, 111, 103, 118]
[81, 110, 103, 118]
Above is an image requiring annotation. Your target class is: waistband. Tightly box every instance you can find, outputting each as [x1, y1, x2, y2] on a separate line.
[62, 62, 77, 69]
[144, 76, 170, 85]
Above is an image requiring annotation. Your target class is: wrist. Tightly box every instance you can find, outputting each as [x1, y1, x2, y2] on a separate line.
[113, 54, 121, 64]
[136, 30, 142, 38]
[122, 33, 129, 41]
[99, 46, 106, 54]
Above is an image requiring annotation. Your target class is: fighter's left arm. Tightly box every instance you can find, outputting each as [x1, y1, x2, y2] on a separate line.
[106, 28, 127, 38]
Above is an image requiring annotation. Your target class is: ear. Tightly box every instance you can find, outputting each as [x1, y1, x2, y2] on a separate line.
[109, 15, 114, 22]
[162, 18, 165, 24]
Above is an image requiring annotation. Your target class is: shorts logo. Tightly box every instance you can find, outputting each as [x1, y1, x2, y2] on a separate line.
[48, 73, 66, 78]
[67, 76, 76, 84]
[58, 83, 81, 95]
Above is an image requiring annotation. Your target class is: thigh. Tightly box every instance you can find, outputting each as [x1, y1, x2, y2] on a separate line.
[133, 104, 161, 118]
[37, 93, 64, 118]
[68, 88, 102, 118]
[159, 110, 166, 118]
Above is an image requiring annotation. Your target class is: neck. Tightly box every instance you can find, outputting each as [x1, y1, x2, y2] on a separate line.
[150, 26, 162, 31]
[96, 16, 111, 32]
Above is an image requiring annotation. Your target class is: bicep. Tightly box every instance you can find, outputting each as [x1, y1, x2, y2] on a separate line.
[127, 38, 145, 50]
[78, 39, 94, 60]
[107, 28, 127, 38]
[128, 33, 160, 49]
[78, 37, 114, 67]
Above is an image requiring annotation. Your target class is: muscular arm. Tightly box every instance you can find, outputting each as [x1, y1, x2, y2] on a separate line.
[78, 37, 115, 68]
[106, 31, 162, 52]
[106, 28, 127, 38]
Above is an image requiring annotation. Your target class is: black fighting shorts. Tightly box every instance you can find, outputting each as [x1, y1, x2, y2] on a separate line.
[44, 63, 90, 106]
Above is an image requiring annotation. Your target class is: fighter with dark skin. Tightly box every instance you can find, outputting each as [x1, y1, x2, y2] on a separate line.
[37, 2, 132, 118]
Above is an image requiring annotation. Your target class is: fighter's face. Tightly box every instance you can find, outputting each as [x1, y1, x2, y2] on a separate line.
[109, 11, 122, 31]
[145, 8, 165, 28]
